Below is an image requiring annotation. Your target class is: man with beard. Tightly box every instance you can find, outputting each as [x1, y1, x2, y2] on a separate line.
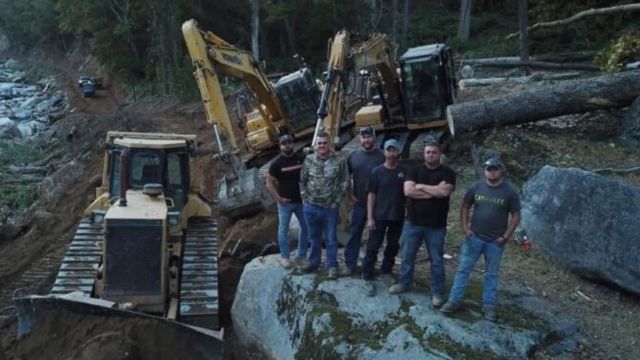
[343, 126, 385, 276]
[267, 134, 308, 269]
[441, 156, 521, 322]
[389, 141, 455, 309]
[362, 139, 406, 296]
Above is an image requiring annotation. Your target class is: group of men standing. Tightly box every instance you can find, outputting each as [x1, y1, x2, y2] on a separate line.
[266, 127, 521, 321]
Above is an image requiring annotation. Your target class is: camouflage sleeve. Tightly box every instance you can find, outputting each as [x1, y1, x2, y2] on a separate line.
[333, 156, 349, 205]
[299, 159, 309, 203]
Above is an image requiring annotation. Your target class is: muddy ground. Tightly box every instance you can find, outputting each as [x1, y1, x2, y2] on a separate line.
[0, 53, 639, 359]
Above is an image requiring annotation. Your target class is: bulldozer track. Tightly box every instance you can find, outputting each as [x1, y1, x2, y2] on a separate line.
[179, 217, 219, 329]
[50, 218, 103, 295]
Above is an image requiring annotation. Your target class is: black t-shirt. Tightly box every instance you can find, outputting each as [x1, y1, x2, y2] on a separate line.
[268, 153, 304, 203]
[405, 164, 456, 228]
[367, 164, 407, 221]
[347, 148, 385, 204]
[463, 180, 521, 241]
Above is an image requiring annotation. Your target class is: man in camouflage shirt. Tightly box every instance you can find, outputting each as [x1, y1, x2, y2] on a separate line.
[300, 132, 349, 279]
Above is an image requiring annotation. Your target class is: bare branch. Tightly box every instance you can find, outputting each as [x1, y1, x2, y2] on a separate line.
[506, 4, 640, 40]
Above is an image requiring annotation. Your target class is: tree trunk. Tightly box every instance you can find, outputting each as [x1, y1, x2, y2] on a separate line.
[447, 71, 640, 136]
[458, 0, 472, 42]
[251, 0, 260, 62]
[391, 0, 398, 43]
[517, 0, 529, 61]
[402, 0, 410, 48]
[461, 58, 600, 71]
[283, 17, 296, 54]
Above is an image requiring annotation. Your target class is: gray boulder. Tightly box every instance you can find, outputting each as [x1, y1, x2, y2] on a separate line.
[522, 166, 640, 295]
[232, 255, 578, 360]
[39, 160, 86, 206]
[0, 117, 21, 140]
[620, 96, 640, 146]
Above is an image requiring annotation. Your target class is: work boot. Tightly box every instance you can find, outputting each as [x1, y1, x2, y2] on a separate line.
[482, 306, 497, 322]
[431, 294, 445, 308]
[300, 261, 317, 273]
[364, 281, 376, 297]
[328, 267, 338, 280]
[388, 284, 409, 295]
[280, 257, 292, 269]
[440, 300, 461, 314]
[294, 256, 310, 269]
[340, 267, 355, 277]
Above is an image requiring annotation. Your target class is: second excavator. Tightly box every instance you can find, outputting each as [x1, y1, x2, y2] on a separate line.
[182, 19, 320, 219]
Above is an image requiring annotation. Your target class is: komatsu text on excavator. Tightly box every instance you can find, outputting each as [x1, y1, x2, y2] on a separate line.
[182, 19, 320, 219]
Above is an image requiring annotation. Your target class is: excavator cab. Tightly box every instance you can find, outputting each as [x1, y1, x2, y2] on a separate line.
[400, 44, 457, 125]
[274, 67, 320, 134]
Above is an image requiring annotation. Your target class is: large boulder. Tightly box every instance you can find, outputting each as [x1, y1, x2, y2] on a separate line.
[522, 166, 640, 294]
[39, 160, 86, 206]
[231, 255, 578, 360]
[620, 96, 640, 146]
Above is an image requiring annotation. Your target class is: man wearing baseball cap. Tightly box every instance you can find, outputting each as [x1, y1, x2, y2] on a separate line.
[266, 133, 308, 269]
[441, 156, 521, 322]
[343, 126, 385, 276]
[361, 139, 406, 296]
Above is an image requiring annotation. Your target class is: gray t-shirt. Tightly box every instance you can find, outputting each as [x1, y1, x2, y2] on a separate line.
[463, 180, 521, 241]
[347, 148, 385, 204]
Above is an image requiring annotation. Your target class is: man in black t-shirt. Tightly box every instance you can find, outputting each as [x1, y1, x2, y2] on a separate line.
[362, 139, 406, 296]
[389, 141, 455, 309]
[266, 134, 308, 269]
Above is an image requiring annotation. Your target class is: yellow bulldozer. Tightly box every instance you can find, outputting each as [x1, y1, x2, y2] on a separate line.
[14, 131, 222, 358]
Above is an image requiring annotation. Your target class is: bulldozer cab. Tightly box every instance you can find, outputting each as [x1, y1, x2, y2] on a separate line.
[400, 44, 456, 125]
[273, 67, 320, 135]
[107, 141, 191, 211]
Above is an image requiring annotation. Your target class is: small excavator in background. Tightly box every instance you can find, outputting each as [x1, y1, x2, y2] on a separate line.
[314, 30, 457, 158]
[182, 19, 320, 219]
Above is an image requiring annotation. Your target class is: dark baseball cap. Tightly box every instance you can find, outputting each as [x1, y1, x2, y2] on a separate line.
[359, 126, 375, 136]
[384, 139, 400, 150]
[278, 133, 294, 144]
[484, 157, 503, 170]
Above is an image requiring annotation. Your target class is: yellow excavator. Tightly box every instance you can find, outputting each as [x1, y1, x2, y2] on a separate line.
[182, 19, 320, 219]
[314, 30, 457, 158]
[14, 132, 222, 358]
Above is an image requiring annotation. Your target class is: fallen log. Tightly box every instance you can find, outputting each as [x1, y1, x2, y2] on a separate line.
[447, 70, 640, 136]
[0, 173, 44, 184]
[8, 165, 49, 175]
[458, 72, 581, 90]
[460, 59, 600, 71]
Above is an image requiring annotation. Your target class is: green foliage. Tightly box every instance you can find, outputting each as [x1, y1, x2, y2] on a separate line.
[0, 0, 59, 46]
[0, 185, 38, 213]
[0, 142, 44, 169]
[597, 33, 640, 72]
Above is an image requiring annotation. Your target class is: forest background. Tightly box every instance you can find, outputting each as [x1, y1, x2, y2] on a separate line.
[1, 0, 638, 99]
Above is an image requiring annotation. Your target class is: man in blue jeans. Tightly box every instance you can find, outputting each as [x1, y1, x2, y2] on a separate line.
[388, 141, 455, 309]
[343, 126, 384, 276]
[440, 157, 521, 322]
[300, 132, 349, 279]
[266, 134, 308, 269]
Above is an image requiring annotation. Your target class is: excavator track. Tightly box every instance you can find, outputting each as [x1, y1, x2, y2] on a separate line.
[50, 218, 103, 295]
[179, 217, 219, 329]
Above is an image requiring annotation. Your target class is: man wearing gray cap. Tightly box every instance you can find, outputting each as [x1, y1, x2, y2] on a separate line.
[361, 139, 406, 296]
[266, 133, 308, 269]
[343, 126, 385, 276]
[441, 156, 521, 322]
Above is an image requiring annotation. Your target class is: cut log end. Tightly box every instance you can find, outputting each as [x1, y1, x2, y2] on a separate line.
[446, 106, 455, 137]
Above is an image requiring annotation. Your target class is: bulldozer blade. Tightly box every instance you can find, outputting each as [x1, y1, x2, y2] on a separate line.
[14, 294, 223, 359]
[218, 167, 274, 219]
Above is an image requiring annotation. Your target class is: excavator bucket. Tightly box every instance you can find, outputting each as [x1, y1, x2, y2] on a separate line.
[13, 294, 223, 360]
[218, 167, 274, 219]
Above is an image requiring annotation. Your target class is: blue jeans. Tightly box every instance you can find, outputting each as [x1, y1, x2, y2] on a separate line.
[277, 202, 308, 259]
[344, 203, 367, 270]
[398, 220, 447, 296]
[448, 234, 505, 307]
[303, 204, 339, 269]
[362, 219, 403, 280]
